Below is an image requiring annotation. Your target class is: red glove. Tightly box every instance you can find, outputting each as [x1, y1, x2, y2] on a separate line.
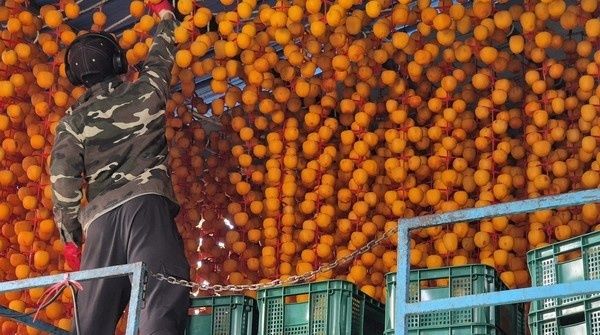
[147, 0, 174, 18]
[64, 243, 81, 271]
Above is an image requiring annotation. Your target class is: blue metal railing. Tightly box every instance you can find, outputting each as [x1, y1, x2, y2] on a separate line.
[0, 262, 146, 335]
[394, 188, 600, 334]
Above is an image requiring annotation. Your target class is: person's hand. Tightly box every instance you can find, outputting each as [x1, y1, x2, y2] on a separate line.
[64, 242, 81, 271]
[146, 0, 175, 20]
[59, 225, 83, 246]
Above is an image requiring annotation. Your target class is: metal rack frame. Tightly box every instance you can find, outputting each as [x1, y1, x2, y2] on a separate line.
[394, 189, 600, 334]
[0, 262, 146, 335]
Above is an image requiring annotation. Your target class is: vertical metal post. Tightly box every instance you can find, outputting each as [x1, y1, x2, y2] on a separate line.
[125, 262, 146, 335]
[395, 225, 411, 335]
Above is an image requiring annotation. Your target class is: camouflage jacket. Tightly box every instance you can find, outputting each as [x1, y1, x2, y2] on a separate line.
[50, 18, 179, 243]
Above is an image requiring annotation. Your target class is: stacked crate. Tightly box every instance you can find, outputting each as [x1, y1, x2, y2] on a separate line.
[256, 280, 385, 335]
[187, 295, 258, 335]
[527, 231, 600, 335]
[385, 265, 524, 335]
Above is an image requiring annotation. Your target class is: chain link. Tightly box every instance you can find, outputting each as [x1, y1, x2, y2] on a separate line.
[152, 225, 398, 293]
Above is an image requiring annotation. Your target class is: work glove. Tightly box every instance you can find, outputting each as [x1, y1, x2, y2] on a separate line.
[147, 0, 183, 21]
[64, 243, 81, 271]
[60, 225, 83, 271]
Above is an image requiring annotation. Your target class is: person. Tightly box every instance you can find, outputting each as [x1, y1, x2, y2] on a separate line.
[50, 1, 190, 334]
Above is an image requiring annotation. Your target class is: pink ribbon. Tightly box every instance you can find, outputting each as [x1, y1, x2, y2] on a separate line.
[34, 274, 83, 321]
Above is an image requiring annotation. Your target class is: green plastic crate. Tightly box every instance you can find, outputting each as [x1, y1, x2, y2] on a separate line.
[385, 265, 524, 335]
[528, 298, 600, 335]
[526, 230, 600, 312]
[187, 295, 257, 335]
[256, 280, 385, 335]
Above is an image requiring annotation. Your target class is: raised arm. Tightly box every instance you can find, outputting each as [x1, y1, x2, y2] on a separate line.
[50, 120, 85, 245]
[138, 9, 178, 101]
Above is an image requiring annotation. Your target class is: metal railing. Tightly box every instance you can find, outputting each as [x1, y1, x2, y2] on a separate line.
[0, 262, 146, 335]
[394, 188, 600, 334]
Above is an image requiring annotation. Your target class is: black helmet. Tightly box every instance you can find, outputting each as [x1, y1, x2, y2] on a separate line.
[65, 32, 128, 87]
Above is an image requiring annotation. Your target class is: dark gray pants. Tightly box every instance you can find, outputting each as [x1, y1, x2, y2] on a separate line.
[74, 195, 190, 335]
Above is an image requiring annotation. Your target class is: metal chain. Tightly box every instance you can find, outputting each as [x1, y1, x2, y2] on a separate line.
[151, 225, 398, 293]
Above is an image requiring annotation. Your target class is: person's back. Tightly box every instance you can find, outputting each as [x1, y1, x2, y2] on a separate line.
[55, 68, 178, 232]
[52, 13, 179, 241]
[50, 4, 190, 334]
